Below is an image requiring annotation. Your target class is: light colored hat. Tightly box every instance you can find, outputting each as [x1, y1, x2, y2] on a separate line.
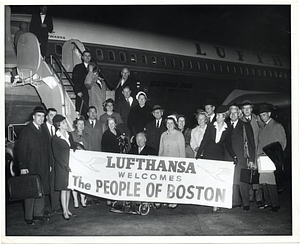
[136, 91, 147, 100]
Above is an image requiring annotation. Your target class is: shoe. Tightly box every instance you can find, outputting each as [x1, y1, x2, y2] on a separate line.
[25, 219, 35, 225]
[74, 204, 79, 209]
[243, 206, 250, 211]
[86, 200, 92, 206]
[232, 204, 241, 208]
[168, 203, 177, 209]
[62, 213, 70, 221]
[258, 203, 266, 209]
[212, 207, 219, 214]
[270, 206, 280, 212]
[128, 210, 138, 215]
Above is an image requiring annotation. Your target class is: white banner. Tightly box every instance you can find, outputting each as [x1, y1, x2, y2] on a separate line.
[68, 150, 234, 208]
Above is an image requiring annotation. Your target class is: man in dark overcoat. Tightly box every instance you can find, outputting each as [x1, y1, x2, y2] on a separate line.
[113, 67, 136, 105]
[18, 106, 51, 225]
[145, 105, 166, 154]
[72, 50, 91, 118]
[226, 105, 255, 211]
[115, 86, 138, 126]
[29, 5, 53, 57]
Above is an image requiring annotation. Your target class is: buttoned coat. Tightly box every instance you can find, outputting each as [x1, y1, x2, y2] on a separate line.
[72, 63, 89, 116]
[128, 145, 157, 156]
[29, 12, 53, 56]
[145, 119, 166, 154]
[114, 77, 136, 103]
[115, 96, 138, 126]
[84, 119, 103, 151]
[196, 122, 236, 161]
[127, 105, 153, 136]
[18, 122, 51, 194]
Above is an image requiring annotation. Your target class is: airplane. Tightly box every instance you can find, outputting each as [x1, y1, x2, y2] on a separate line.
[5, 7, 291, 128]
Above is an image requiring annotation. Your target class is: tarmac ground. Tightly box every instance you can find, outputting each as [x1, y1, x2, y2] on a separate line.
[3, 176, 295, 243]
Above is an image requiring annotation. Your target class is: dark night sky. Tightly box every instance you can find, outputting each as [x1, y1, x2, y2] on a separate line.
[10, 5, 291, 56]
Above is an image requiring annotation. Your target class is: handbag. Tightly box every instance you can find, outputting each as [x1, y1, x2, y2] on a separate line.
[8, 174, 44, 201]
[240, 168, 259, 184]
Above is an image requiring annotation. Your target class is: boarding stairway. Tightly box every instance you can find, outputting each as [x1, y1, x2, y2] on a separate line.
[14, 33, 84, 129]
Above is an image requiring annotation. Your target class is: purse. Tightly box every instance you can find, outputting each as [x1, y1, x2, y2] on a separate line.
[8, 174, 44, 201]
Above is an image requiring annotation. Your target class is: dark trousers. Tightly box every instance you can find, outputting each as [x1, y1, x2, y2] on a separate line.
[262, 184, 279, 207]
[233, 183, 250, 207]
[24, 196, 45, 220]
[249, 184, 263, 202]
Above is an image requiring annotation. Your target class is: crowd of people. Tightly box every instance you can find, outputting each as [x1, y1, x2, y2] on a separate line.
[16, 48, 287, 224]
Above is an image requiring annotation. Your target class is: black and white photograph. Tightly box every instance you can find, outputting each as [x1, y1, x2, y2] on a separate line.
[2, 2, 298, 244]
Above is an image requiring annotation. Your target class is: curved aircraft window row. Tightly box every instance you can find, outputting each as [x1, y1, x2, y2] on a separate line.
[54, 44, 289, 80]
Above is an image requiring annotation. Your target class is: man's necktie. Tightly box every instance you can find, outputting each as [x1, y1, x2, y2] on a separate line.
[51, 126, 54, 137]
[126, 98, 130, 106]
[91, 121, 94, 128]
[156, 120, 159, 128]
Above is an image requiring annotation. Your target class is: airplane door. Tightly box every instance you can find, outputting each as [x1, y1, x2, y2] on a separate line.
[62, 39, 85, 72]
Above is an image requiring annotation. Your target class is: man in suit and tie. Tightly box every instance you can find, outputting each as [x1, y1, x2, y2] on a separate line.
[18, 106, 52, 225]
[204, 99, 217, 124]
[145, 105, 166, 154]
[41, 108, 61, 215]
[240, 100, 264, 207]
[227, 105, 256, 211]
[114, 67, 136, 104]
[83, 106, 103, 205]
[115, 86, 138, 126]
[29, 5, 53, 57]
[72, 50, 91, 118]
[128, 132, 157, 156]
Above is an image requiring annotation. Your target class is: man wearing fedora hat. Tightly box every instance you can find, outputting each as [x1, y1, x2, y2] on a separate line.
[240, 100, 264, 207]
[257, 103, 286, 212]
[145, 105, 167, 154]
[18, 106, 52, 225]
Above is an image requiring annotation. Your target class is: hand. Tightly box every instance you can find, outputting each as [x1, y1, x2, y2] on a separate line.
[233, 156, 238, 165]
[77, 92, 83, 97]
[20, 169, 29, 175]
[248, 161, 257, 170]
[50, 166, 52, 172]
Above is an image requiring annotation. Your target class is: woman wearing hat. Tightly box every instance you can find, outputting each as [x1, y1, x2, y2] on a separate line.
[127, 91, 152, 137]
[196, 105, 237, 213]
[52, 114, 76, 220]
[99, 98, 123, 132]
[159, 115, 185, 209]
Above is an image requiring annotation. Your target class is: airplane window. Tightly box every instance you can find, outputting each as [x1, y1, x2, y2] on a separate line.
[55, 44, 62, 55]
[278, 72, 282, 78]
[268, 70, 272, 77]
[108, 50, 115, 61]
[245, 68, 249, 75]
[233, 66, 236, 74]
[119, 52, 126, 62]
[226, 65, 230, 73]
[196, 62, 200, 70]
[204, 63, 208, 71]
[274, 71, 278, 78]
[161, 57, 166, 66]
[257, 69, 261, 76]
[96, 49, 104, 60]
[170, 58, 175, 67]
[188, 61, 192, 69]
[151, 56, 157, 65]
[263, 70, 266, 77]
[179, 60, 184, 69]
[219, 64, 222, 72]
[141, 55, 147, 64]
[239, 67, 243, 74]
[212, 64, 215, 72]
[131, 53, 137, 63]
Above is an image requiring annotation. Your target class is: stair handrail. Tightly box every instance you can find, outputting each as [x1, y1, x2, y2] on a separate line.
[71, 41, 115, 90]
[48, 54, 74, 87]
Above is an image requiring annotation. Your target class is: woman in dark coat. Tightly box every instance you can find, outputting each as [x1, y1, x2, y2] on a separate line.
[70, 116, 91, 208]
[101, 117, 122, 153]
[196, 105, 237, 213]
[52, 114, 75, 220]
